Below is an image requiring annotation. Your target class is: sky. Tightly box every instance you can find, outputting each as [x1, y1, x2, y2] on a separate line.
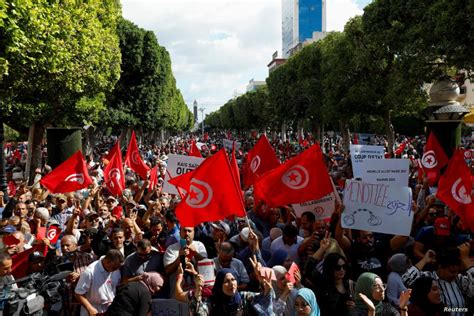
[121, 0, 372, 118]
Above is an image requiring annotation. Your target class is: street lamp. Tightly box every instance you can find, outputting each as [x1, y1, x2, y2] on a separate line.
[199, 107, 205, 136]
[422, 78, 470, 157]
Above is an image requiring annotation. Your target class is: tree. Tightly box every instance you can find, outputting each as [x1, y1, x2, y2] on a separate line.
[0, 0, 122, 182]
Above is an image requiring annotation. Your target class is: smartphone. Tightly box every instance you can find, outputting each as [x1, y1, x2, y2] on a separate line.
[180, 238, 187, 248]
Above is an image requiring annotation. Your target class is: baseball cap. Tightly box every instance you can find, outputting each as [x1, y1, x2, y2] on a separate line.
[0, 225, 16, 234]
[56, 194, 67, 202]
[28, 251, 45, 262]
[434, 217, 450, 236]
[106, 196, 117, 202]
[210, 221, 230, 236]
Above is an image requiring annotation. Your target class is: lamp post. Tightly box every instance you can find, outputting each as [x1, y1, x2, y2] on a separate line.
[422, 78, 469, 158]
[199, 107, 205, 136]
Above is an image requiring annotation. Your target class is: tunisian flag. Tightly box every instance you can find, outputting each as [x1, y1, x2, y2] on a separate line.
[174, 149, 245, 227]
[104, 142, 125, 196]
[254, 144, 333, 207]
[421, 132, 449, 186]
[40, 150, 92, 193]
[243, 135, 280, 188]
[231, 142, 241, 190]
[189, 140, 203, 158]
[125, 130, 150, 180]
[437, 149, 474, 231]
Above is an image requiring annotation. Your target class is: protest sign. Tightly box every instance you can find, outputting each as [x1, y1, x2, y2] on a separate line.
[350, 145, 385, 179]
[151, 299, 189, 316]
[357, 159, 410, 187]
[222, 139, 241, 151]
[198, 259, 215, 286]
[292, 192, 336, 220]
[341, 179, 413, 236]
[162, 154, 204, 195]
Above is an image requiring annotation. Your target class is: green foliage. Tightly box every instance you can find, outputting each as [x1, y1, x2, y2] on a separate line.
[105, 18, 191, 132]
[0, 0, 122, 126]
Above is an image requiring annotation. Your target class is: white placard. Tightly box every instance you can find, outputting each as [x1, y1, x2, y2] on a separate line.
[357, 159, 410, 188]
[342, 179, 413, 236]
[222, 139, 241, 151]
[292, 192, 336, 220]
[196, 142, 206, 150]
[198, 259, 215, 286]
[162, 154, 204, 195]
[350, 145, 385, 179]
[151, 299, 189, 316]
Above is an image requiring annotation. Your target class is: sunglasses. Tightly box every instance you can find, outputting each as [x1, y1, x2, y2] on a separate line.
[334, 264, 347, 271]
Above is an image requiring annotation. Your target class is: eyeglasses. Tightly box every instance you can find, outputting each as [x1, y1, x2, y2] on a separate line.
[373, 284, 387, 292]
[334, 264, 347, 271]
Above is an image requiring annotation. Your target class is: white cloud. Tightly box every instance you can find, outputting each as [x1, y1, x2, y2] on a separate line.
[121, 0, 368, 116]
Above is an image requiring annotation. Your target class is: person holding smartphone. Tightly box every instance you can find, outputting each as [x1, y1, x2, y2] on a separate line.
[163, 226, 207, 298]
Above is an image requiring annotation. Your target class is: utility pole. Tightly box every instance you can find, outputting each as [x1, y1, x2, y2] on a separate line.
[199, 107, 205, 135]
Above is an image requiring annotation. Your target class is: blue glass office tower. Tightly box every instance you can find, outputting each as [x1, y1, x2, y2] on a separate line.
[282, 0, 326, 58]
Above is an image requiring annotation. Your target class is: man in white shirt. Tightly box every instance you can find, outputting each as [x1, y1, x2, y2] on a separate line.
[164, 226, 207, 298]
[75, 249, 124, 316]
[271, 224, 304, 263]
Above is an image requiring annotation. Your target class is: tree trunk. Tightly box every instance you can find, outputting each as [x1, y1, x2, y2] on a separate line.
[26, 122, 45, 185]
[339, 119, 350, 153]
[384, 110, 395, 155]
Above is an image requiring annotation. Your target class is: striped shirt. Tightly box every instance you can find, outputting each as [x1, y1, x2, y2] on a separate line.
[402, 266, 474, 316]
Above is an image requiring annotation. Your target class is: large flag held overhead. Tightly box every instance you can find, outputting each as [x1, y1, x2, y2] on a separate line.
[104, 142, 125, 196]
[40, 150, 92, 193]
[174, 149, 246, 227]
[421, 132, 449, 186]
[125, 130, 150, 180]
[243, 135, 280, 188]
[254, 144, 333, 207]
[437, 149, 474, 231]
[189, 140, 203, 158]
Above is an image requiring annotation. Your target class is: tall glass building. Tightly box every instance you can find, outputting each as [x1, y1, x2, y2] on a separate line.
[282, 0, 326, 58]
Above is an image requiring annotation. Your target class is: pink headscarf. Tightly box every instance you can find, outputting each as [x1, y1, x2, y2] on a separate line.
[140, 272, 164, 295]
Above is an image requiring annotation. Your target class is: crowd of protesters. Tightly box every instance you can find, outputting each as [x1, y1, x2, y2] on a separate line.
[0, 130, 472, 316]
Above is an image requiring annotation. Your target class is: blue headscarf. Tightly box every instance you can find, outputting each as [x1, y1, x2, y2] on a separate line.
[267, 248, 288, 267]
[296, 288, 320, 316]
[210, 268, 242, 314]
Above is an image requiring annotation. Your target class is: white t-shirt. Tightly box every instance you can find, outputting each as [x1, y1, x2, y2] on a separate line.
[163, 240, 207, 298]
[75, 259, 121, 316]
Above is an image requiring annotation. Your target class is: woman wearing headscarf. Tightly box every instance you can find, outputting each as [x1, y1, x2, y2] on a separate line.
[314, 253, 354, 316]
[350, 272, 411, 316]
[272, 265, 301, 316]
[175, 258, 275, 316]
[294, 288, 320, 316]
[408, 276, 444, 316]
[386, 253, 409, 307]
[106, 272, 164, 316]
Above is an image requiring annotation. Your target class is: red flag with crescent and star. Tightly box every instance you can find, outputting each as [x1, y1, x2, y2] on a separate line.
[243, 135, 280, 189]
[254, 144, 333, 207]
[173, 149, 245, 227]
[421, 132, 449, 186]
[189, 140, 203, 158]
[40, 150, 92, 193]
[104, 142, 125, 196]
[125, 130, 150, 180]
[437, 149, 474, 232]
